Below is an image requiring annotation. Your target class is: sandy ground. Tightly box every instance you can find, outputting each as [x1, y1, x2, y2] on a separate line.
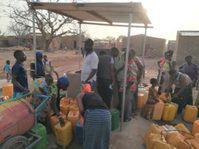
[0, 48, 83, 79]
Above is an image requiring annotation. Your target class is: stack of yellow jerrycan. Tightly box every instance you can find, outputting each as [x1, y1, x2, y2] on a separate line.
[165, 131, 190, 149]
[162, 102, 178, 122]
[54, 118, 73, 147]
[145, 123, 199, 149]
[174, 123, 190, 134]
[60, 97, 70, 115]
[192, 120, 199, 135]
[183, 105, 198, 123]
[31, 123, 47, 149]
[144, 124, 175, 149]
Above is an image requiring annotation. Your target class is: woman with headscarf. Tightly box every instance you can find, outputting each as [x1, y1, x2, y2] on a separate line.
[118, 49, 139, 121]
[77, 92, 111, 149]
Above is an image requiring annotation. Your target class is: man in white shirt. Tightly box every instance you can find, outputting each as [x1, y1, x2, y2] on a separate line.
[81, 38, 99, 91]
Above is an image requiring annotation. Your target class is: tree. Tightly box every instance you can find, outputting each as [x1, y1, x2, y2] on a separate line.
[7, 0, 78, 50]
[8, 23, 31, 46]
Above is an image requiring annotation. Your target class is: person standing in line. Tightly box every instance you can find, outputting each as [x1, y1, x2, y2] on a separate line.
[179, 55, 198, 86]
[111, 47, 125, 112]
[12, 50, 29, 98]
[97, 50, 115, 108]
[157, 50, 174, 94]
[3, 60, 11, 82]
[77, 92, 111, 149]
[120, 49, 138, 121]
[81, 38, 99, 91]
[132, 50, 145, 113]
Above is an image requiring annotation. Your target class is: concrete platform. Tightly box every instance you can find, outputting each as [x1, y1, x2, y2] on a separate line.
[110, 116, 151, 149]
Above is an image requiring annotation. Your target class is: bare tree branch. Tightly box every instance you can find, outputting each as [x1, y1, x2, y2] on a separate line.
[6, 1, 78, 50]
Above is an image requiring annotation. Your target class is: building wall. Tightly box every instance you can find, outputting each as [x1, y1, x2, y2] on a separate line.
[122, 35, 166, 57]
[0, 35, 82, 51]
[176, 36, 199, 66]
[94, 40, 115, 50]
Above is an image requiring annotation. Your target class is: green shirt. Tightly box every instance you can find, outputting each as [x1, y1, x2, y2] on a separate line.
[49, 83, 58, 97]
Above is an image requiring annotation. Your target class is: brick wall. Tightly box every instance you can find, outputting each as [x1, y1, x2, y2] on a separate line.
[122, 34, 166, 57]
[176, 36, 199, 66]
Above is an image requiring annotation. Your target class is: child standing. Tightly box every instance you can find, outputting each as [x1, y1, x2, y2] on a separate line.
[147, 78, 159, 104]
[12, 50, 29, 98]
[3, 60, 11, 82]
[41, 74, 70, 116]
[141, 78, 159, 119]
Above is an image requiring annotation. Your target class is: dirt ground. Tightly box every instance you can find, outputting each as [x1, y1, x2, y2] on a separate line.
[0, 48, 83, 80]
[0, 47, 157, 80]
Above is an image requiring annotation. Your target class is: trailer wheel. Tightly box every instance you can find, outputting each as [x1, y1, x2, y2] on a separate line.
[1, 136, 28, 149]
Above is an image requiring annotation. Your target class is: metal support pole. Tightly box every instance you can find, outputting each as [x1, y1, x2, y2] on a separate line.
[174, 31, 180, 61]
[120, 13, 132, 131]
[78, 22, 82, 69]
[32, 9, 37, 74]
[142, 25, 147, 60]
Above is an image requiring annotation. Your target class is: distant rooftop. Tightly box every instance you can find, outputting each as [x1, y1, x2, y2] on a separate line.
[179, 31, 199, 36]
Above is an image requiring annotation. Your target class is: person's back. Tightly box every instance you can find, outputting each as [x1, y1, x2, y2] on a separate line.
[97, 54, 112, 80]
[77, 93, 110, 149]
[97, 51, 113, 108]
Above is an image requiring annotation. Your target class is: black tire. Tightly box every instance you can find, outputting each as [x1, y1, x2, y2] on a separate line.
[1, 136, 28, 149]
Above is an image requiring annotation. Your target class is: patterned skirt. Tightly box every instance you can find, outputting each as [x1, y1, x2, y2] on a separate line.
[83, 109, 111, 149]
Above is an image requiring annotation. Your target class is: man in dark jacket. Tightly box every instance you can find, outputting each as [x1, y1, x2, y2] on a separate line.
[97, 50, 115, 108]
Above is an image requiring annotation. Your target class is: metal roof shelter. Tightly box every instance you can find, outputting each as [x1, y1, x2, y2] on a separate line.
[29, 1, 152, 130]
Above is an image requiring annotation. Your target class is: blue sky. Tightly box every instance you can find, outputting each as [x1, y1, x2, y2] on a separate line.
[1, 0, 199, 40]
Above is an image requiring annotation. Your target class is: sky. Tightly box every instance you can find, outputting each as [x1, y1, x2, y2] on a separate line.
[1, 0, 199, 40]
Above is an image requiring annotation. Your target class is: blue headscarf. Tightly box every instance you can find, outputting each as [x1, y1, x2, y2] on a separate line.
[35, 51, 45, 77]
[36, 51, 43, 61]
[57, 76, 70, 90]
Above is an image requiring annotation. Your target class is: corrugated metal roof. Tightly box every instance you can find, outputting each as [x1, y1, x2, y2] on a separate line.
[29, 2, 151, 26]
[179, 31, 199, 36]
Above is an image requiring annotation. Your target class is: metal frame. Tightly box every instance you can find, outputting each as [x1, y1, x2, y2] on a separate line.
[121, 13, 132, 129]
[31, 1, 150, 131]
